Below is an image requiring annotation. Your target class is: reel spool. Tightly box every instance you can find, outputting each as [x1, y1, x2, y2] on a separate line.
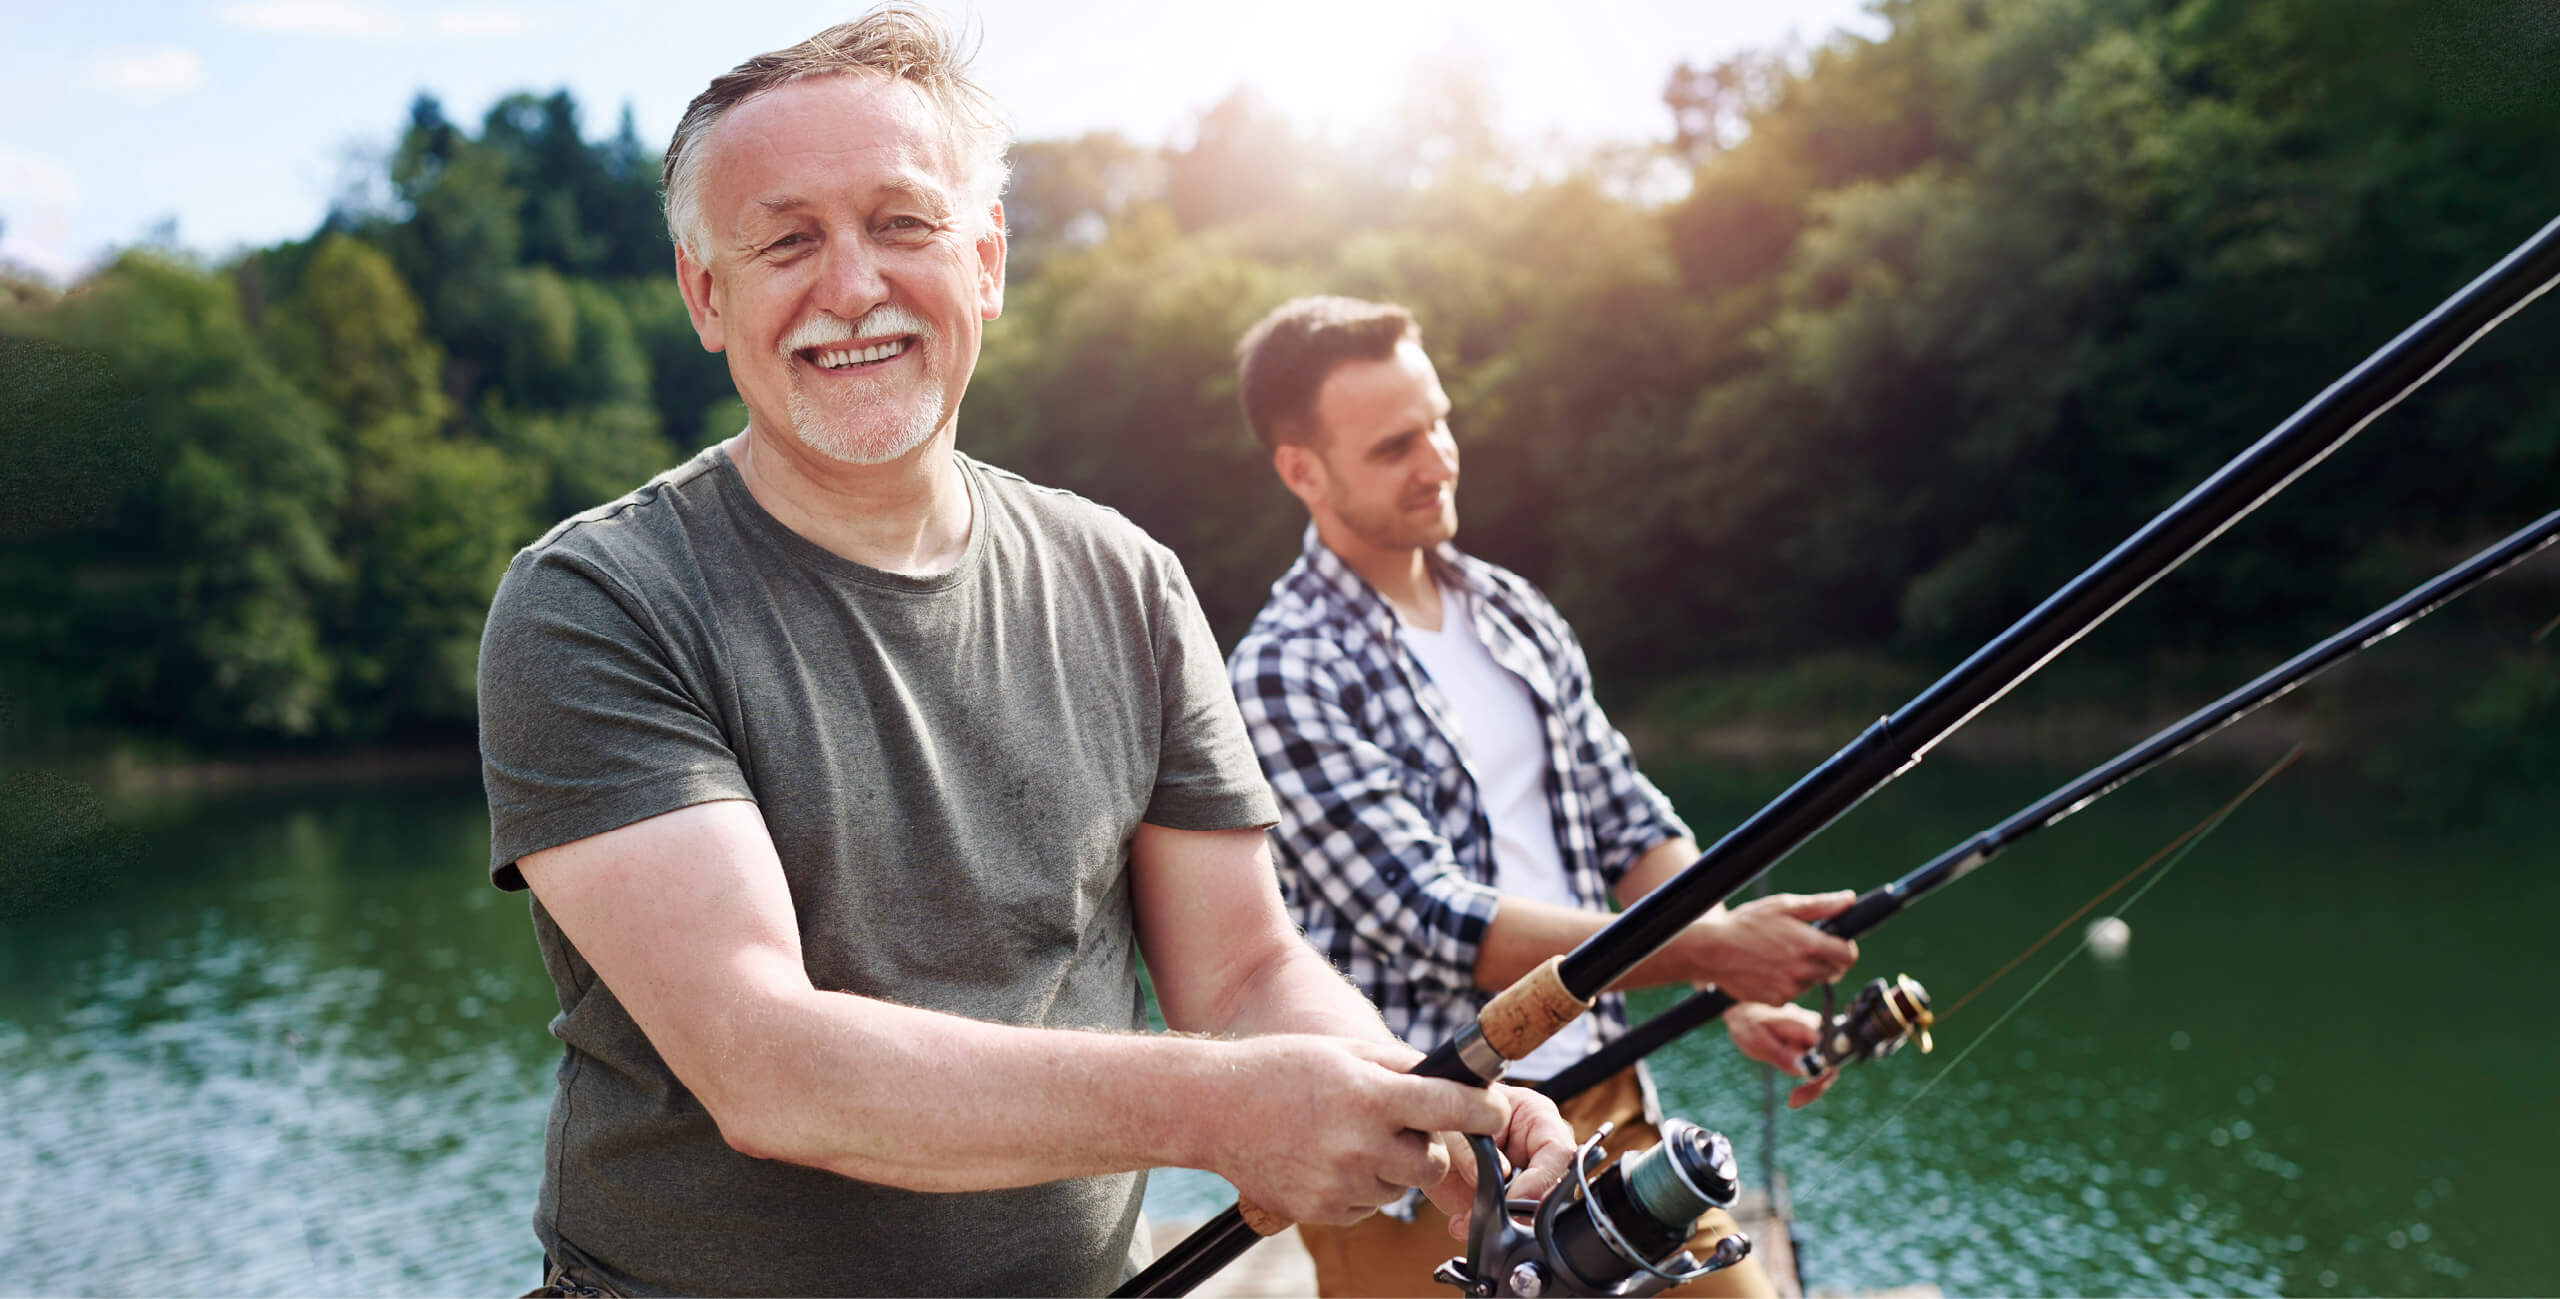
[1798, 973, 1935, 1080]
[1433, 1120, 1751, 1298]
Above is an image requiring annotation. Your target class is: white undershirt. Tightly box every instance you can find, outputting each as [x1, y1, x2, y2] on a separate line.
[1399, 582, 1593, 1080]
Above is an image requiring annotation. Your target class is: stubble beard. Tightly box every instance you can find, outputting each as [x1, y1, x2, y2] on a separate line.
[1336, 484, 1458, 556]
[785, 367, 946, 467]
[776, 305, 949, 467]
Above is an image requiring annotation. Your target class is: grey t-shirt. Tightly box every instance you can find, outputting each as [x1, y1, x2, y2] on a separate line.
[477, 446, 1279, 1297]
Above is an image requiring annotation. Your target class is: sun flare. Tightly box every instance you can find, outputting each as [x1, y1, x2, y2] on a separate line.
[1226, 0, 1453, 134]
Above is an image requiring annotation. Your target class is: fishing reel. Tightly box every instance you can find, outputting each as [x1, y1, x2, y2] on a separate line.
[1432, 1120, 1751, 1298]
[1798, 973, 1935, 1080]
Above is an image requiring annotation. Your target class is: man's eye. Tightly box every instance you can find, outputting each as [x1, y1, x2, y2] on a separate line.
[765, 234, 809, 254]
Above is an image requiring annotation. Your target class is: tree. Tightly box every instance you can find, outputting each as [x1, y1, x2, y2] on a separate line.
[263, 234, 528, 733]
[2, 254, 346, 741]
[1003, 131, 1163, 279]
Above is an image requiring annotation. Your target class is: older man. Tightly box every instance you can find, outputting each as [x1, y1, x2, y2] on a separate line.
[475, 14, 1568, 1297]
[1228, 297, 1865, 1297]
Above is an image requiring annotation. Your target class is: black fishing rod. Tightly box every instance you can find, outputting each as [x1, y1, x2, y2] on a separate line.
[1120, 213, 2560, 1299]
[1539, 502, 2560, 1103]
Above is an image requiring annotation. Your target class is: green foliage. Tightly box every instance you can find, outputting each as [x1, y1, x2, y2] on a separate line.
[6, 0, 2556, 753]
[970, 225, 1309, 636]
[484, 399, 668, 524]
[265, 234, 450, 430]
[3, 252, 347, 741]
[1004, 131, 1163, 281]
[2, 91, 685, 749]
[606, 276, 731, 453]
[485, 267, 654, 411]
[0, 333, 150, 544]
[333, 431, 534, 728]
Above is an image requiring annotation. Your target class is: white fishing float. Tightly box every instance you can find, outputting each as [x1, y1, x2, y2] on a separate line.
[2086, 915, 2132, 961]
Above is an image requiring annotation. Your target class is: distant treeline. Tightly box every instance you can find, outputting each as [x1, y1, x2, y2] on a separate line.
[3, 0, 2556, 754]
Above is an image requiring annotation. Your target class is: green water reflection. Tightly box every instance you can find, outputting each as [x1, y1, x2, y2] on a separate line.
[0, 779, 558, 1295]
[0, 750, 2551, 1296]
[1637, 748, 2559, 1298]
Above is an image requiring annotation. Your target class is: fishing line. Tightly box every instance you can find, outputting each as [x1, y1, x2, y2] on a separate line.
[2531, 610, 2559, 644]
[1792, 743, 2303, 1199]
[1939, 745, 2306, 1021]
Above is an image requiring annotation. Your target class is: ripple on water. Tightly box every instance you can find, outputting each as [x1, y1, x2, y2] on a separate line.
[1, 930, 551, 1296]
[12, 773, 2547, 1295]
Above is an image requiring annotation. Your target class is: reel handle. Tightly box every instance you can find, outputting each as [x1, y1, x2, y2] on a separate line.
[1797, 973, 1935, 1079]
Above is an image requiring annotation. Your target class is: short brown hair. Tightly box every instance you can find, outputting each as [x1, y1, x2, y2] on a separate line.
[1235, 296, 1418, 451]
[661, 4, 1012, 263]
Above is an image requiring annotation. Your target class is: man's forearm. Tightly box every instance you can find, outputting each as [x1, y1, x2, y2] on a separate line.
[1612, 835, 1704, 908]
[706, 974, 1550, 1232]
[1604, 834, 1865, 1004]
[1196, 936, 1406, 1048]
[1466, 834, 1694, 991]
[1474, 834, 1821, 997]
[705, 983, 1286, 1190]
[1127, 821, 1405, 1049]
[1471, 894, 1718, 992]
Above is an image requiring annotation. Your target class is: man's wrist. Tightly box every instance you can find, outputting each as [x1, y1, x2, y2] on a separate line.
[1680, 912, 1735, 987]
[1149, 1035, 1251, 1173]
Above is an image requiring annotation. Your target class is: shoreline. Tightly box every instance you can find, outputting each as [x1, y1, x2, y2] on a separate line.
[83, 742, 482, 799]
[32, 708, 2333, 800]
[1629, 702, 2325, 765]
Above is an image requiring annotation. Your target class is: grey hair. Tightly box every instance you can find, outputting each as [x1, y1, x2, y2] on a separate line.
[661, 4, 1013, 264]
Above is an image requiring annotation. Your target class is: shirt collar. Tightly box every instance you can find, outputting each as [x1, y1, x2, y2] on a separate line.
[1295, 523, 1489, 635]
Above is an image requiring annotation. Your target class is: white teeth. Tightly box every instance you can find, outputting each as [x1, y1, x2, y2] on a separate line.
[810, 339, 910, 370]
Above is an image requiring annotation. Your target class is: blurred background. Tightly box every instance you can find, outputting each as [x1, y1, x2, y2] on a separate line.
[3, 1, 2557, 1295]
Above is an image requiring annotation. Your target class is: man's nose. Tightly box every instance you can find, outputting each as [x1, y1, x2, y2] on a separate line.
[814, 232, 890, 317]
[1420, 430, 1459, 481]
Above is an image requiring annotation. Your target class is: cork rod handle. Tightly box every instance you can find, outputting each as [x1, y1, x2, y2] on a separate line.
[1480, 956, 1591, 1062]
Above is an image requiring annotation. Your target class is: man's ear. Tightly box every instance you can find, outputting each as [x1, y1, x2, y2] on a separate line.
[1274, 442, 1327, 511]
[977, 201, 1008, 320]
[674, 244, 726, 353]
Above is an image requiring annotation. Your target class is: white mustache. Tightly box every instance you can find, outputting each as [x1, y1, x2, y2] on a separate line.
[780, 304, 933, 356]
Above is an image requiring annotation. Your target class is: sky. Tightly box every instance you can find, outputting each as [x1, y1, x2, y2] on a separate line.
[0, 0, 1883, 282]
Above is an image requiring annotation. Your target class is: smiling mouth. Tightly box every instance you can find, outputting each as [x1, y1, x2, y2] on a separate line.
[799, 337, 913, 371]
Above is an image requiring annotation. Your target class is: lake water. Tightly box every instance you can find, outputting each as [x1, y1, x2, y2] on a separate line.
[1, 737, 2551, 1296]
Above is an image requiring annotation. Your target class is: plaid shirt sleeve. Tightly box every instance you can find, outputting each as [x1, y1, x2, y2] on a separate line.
[1232, 630, 1501, 999]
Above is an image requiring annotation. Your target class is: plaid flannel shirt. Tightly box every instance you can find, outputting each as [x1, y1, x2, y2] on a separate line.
[1229, 525, 1692, 1064]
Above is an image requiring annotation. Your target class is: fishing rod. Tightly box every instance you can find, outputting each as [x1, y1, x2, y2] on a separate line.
[1538, 501, 2560, 1104]
[1121, 213, 2560, 1298]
